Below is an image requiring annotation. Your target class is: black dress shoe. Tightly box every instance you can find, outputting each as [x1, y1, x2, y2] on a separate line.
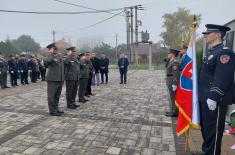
[79, 100, 86, 103]
[68, 106, 77, 109]
[165, 112, 178, 117]
[73, 104, 80, 107]
[4, 86, 10, 88]
[50, 112, 61, 116]
[124, 82, 127, 84]
[86, 95, 90, 98]
[57, 110, 64, 114]
[120, 82, 123, 84]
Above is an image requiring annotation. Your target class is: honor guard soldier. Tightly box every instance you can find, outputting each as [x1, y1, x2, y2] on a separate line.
[0, 52, 9, 89]
[64, 47, 80, 109]
[18, 54, 29, 85]
[199, 24, 235, 155]
[8, 55, 18, 86]
[78, 53, 90, 103]
[44, 43, 65, 116]
[165, 49, 180, 117]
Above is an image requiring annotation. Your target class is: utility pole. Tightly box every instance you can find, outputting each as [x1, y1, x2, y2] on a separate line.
[116, 33, 118, 63]
[52, 30, 56, 42]
[124, 8, 130, 57]
[130, 7, 134, 63]
[134, 6, 138, 44]
[149, 41, 153, 70]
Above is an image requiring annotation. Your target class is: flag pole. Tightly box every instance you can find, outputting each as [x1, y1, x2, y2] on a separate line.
[185, 15, 197, 153]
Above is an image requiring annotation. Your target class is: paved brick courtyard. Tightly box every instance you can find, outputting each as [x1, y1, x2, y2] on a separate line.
[0, 70, 233, 155]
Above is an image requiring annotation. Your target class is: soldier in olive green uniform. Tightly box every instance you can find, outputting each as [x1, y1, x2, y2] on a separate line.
[0, 52, 9, 89]
[44, 43, 65, 116]
[64, 47, 80, 109]
[78, 53, 90, 103]
[165, 49, 180, 117]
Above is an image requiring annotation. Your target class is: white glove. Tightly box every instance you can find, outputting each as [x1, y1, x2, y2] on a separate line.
[11, 71, 14, 73]
[207, 98, 217, 111]
[0, 71, 1, 74]
[18, 70, 20, 73]
[172, 85, 177, 91]
[21, 70, 23, 73]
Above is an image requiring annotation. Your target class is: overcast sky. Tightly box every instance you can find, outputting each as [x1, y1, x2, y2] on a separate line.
[0, 0, 234, 47]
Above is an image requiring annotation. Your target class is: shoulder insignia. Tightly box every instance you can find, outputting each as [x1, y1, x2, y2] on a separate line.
[208, 54, 214, 60]
[220, 55, 230, 64]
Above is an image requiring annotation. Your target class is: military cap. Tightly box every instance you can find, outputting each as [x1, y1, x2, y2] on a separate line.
[169, 49, 180, 56]
[202, 24, 230, 34]
[182, 45, 188, 50]
[66, 46, 76, 51]
[46, 43, 57, 49]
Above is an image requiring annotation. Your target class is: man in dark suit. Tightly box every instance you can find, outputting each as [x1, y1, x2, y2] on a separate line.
[78, 53, 90, 103]
[99, 53, 109, 84]
[64, 47, 80, 109]
[91, 52, 100, 85]
[44, 43, 65, 116]
[118, 53, 129, 84]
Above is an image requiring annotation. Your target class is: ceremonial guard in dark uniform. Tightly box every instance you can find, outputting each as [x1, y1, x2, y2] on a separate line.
[64, 47, 80, 109]
[44, 43, 64, 116]
[99, 53, 109, 84]
[8, 55, 18, 86]
[0, 52, 9, 89]
[118, 53, 129, 84]
[165, 49, 180, 117]
[199, 24, 235, 155]
[78, 53, 90, 103]
[18, 54, 29, 85]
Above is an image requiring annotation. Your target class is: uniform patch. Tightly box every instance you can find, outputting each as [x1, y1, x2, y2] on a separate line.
[220, 55, 230, 64]
[208, 54, 214, 60]
[173, 66, 178, 70]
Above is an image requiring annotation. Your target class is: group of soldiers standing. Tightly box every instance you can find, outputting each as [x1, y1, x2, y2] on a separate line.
[44, 43, 110, 116]
[0, 52, 46, 89]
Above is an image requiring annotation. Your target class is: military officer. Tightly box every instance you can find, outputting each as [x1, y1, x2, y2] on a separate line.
[199, 24, 235, 155]
[179, 45, 187, 72]
[0, 52, 9, 89]
[165, 49, 180, 117]
[64, 47, 80, 109]
[44, 43, 65, 116]
[78, 53, 90, 103]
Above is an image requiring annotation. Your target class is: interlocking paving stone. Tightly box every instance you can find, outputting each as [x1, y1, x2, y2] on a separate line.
[0, 70, 177, 155]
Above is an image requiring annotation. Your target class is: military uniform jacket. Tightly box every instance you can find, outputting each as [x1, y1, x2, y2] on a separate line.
[166, 58, 180, 85]
[179, 54, 186, 71]
[198, 44, 235, 105]
[18, 58, 28, 71]
[0, 58, 8, 73]
[8, 59, 18, 72]
[64, 56, 80, 81]
[44, 53, 65, 82]
[79, 60, 89, 79]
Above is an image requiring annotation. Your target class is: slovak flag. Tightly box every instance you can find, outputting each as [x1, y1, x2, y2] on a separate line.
[175, 27, 200, 136]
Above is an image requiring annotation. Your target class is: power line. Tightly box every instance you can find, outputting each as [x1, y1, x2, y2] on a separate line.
[0, 9, 122, 15]
[58, 11, 124, 34]
[54, 0, 125, 17]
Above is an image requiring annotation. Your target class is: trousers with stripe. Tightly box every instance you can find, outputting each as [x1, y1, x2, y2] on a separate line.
[200, 102, 227, 155]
